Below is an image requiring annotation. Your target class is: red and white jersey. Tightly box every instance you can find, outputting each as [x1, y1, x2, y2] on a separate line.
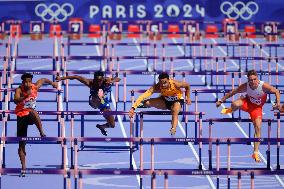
[246, 80, 267, 106]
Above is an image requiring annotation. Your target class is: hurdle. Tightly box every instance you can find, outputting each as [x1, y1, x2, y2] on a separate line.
[4, 29, 61, 85]
[61, 40, 284, 76]
[192, 87, 277, 117]
[2, 31, 19, 104]
[274, 112, 283, 170]
[61, 70, 198, 115]
[205, 118, 280, 170]
[62, 70, 209, 112]
[61, 27, 281, 72]
[0, 110, 134, 171]
[9, 31, 20, 84]
[56, 70, 120, 118]
[8, 57, 283, 89]
[63, 110, 136, 152]
[63, 40, 108, 73]
[0, 110, 69, 186]
[71, 136, 284, 189]
[4, 70, 63, 126]
[2, 42, 10, 85]
[1, 70, 63, 119]
[2, 18, 284, 188]
[0, 109, 68, 139]
[130, 85, 206, 138]
[0, 136, 70, 189]
[0, 87, 62, 122]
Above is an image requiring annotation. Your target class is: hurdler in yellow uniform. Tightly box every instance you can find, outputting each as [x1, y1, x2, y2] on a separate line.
[129, 72, 192, 135]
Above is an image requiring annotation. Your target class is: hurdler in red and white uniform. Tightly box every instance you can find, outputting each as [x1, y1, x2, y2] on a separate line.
[241, 80, 267, 121]
[216, 70, 281, 162]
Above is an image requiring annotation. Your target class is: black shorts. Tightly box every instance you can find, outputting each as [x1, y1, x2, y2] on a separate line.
[17, 112, 35, 137]
[163, 98, 184, 110]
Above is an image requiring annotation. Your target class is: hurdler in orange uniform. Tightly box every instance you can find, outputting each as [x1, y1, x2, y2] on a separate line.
[14, 73, 57, 176]
[15, 83, 38, 117]
[128, 72, 192, 135]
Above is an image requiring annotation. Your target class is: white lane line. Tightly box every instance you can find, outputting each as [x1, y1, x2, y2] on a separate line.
[111, 93, 143, 189]
[131, 37, 215, 188]
[173, 37, 284, 187]
[94, 38, 143, 188]
[177, 121, 216, 188]
[171, 38, 216, 189]
[132, 38, 151, 71]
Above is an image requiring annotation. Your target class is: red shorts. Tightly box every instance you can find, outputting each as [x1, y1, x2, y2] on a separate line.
[241, 97, 265, 121]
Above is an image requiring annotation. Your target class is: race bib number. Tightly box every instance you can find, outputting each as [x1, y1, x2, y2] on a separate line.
[24, 97, 36, 109]
[98, 89, 104, 98]
[249, 96, 261, 105]
[164, 96, 178, 101]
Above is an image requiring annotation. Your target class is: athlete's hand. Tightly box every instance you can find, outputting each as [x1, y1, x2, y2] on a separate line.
[272, 103, 281, 111]
[186, 98, 192, 105]
[52, 82, 58, 89]
[281, 104, 284, 112]
[105, 78, 112, 85]
[216, 100, 223, 108]
[55, 76, 61, 81]
[128, 108, 135, 118]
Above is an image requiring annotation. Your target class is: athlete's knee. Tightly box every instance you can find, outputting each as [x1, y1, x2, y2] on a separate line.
[108, 123, 115, 128]
[171, 104, 181, 114]
[143, 100, 151, 107]
[29, 109, 38, 119]
[253, 124, 261, 134]
[253, 118, 262, 128]
[254, 124, 261, 132]
[231, 101, 240, 109]
[171, 108, 180, 115]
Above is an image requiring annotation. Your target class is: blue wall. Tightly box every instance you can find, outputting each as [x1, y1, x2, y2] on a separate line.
[0, 0, 283, 32]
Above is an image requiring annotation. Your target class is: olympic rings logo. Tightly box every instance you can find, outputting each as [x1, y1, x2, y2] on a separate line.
[220, 1, 259, 20]
[35, 3, 74, 22]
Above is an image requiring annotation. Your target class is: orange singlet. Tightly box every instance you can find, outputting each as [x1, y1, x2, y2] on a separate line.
[15, 84, 38, 117]
[160, 79, 183, 101]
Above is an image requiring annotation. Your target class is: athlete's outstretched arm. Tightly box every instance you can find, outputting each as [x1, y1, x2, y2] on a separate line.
[56, 75, 90, 87]
[105, 76, 121, 84]
[174, 80, 191, 105]
[35, 78, 58, 89]
[128, 84, 158, 118]
[216, 83, 246, 107]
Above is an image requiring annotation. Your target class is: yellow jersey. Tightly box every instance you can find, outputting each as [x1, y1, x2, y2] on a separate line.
[160, 79, 183, 101]
[132, 79, 183, 109]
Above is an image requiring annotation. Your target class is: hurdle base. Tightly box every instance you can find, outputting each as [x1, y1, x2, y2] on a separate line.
[227, 34, 240, 42]
[109, 34, 122, 40]
[246, 142, 251, 145]
[281, 32, 284, 39]
[0, 33, 6, 40]
[265, 35, 277, 42]
[191, 33, 201, 41]
[149, 34, 162, 41]
[31, 34, 43, 40]
[70, 34, 81, 40]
